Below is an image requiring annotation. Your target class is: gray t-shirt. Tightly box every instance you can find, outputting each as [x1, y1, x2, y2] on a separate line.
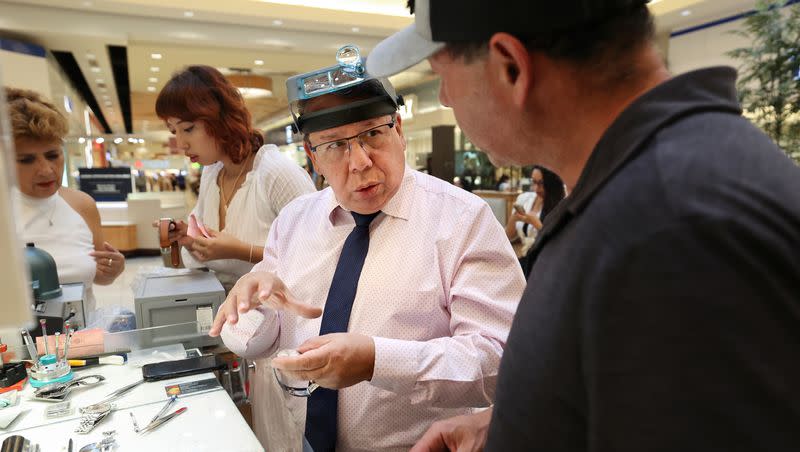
[487, 67, 800, 451]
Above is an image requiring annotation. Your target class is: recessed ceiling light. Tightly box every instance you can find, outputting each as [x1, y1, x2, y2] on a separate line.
[184, 11, 194, 17]
[272, 19, 283, 26]
[351, 27, 360, 33]
[128, 137, 137, 143]
[95, 137, 104, 144]
[114, 137, 123, 144]
[151, 53, 162, 60]
[138, 139, 145, 144]
[78, 137, 86, 144]
[147, 86, 157, 92]
[95, 79, 104, 84]
[86, 53, 96, 60]
[254, 59, 264, 65]
[150, 67, 160, 72]
[148, 77, 158, 83]
[90, 67, 101, 73]
[681, 9, 691, 16]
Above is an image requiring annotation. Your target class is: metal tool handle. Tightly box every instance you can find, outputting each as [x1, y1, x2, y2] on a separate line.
[40, 319, 49, 355]
[21, 329, 38, 360]
[140, 407, 187, 434]
[150, 395, 178, 425]
[62, 324, 73, 361]
[54, 332, 61, 362]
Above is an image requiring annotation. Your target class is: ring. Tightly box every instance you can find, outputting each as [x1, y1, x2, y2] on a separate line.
[108, 258, 113, 266]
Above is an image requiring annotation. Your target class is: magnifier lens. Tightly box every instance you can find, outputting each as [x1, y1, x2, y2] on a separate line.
[336, 45, 361, 69]
[303, 73, 332, 96]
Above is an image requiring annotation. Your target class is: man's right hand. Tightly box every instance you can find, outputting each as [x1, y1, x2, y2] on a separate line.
[410, 408, 493, 452]
[208, 271, 322, 337]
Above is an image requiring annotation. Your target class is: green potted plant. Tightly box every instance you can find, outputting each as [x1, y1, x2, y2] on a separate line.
[727, 0, 800, 164]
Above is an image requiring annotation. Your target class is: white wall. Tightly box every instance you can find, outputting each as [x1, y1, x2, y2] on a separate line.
[668, 18, 750, 75]
[0, 48, 51, 95]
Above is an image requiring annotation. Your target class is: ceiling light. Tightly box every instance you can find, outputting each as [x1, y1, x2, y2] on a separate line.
[138, 139, 145, 144]
[148, 77, 158, 83]
[95, 78, 104, 83]
[128, 137, 137, 143]
[95, 137, 104, 144]
[151, 53, 162, 60]
[254, 59, 264, 66]
[86, 53, 96, 60]
[150, 67, 160, 72]
[114, 137, 123, 144]
[228, 74, 273, 99]
[78, 137, 86, 144]
[681, 9, 691, 16]
[184, 11, 194, 17]
[147, 86, 156, 92]
[272, 19, 283, 26]
[351, 27, 360, 33]
[91, 67, 101, 73]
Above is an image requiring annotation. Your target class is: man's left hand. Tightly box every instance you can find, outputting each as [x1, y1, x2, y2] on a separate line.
[270, 333, 375, 389]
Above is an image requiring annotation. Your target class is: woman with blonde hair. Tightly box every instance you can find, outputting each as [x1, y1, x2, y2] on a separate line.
[6, 87, 125, 316]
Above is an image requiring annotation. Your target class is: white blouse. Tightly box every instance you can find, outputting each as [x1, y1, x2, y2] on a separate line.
[16, 189, 98, 313]
[181, 144, 316, 290]
[514, 191, 542, 255]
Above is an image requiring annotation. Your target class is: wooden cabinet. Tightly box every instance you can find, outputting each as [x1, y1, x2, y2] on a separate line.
[101, 222, 137, 252]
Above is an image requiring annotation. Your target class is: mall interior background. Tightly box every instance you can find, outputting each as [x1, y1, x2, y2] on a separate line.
[0, 0, 791, 250]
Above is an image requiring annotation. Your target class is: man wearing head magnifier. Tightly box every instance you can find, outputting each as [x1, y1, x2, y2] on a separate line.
[209, 45, 524, 451]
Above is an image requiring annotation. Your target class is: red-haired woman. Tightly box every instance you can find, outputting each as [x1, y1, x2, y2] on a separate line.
[155, 65, 315, 291]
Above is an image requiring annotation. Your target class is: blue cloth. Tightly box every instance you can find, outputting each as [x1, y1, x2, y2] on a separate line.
[305, 211, 380, 452]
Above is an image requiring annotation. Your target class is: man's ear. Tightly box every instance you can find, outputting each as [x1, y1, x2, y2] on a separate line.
[487, 33, 533, 109]
[394, 114, 406, 150]
[304, 140, 322, 177]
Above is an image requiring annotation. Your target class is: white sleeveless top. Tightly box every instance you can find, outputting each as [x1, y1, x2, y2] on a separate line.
[16, 189, 97, 314]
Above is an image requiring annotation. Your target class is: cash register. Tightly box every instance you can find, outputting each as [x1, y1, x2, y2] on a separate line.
[134, 270, 224, 348]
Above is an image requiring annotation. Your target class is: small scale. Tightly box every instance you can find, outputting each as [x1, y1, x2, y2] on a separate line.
[23, 320, 74, 388]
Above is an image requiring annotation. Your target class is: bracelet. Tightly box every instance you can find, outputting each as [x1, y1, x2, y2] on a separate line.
[248, 244, 254, 263]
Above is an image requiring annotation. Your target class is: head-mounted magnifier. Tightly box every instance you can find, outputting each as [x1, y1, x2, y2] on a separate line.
[287, 45, 403, 134]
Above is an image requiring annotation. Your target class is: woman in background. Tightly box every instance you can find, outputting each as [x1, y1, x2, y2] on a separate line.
[154, 65, 315, 291]
[506, 165, 566, 276]
[7, 87, 125, 316]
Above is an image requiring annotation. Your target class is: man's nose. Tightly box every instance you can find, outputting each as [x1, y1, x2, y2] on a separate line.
[348, 140, 373, 173]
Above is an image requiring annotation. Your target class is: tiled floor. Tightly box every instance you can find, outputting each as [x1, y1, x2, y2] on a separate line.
[92, 255, 163, 314]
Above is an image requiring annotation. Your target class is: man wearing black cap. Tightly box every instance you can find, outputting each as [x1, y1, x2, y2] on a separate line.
[369, 0, 800, 451]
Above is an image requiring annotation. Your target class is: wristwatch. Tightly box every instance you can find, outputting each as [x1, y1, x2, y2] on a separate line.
[75, 403, 113, 434]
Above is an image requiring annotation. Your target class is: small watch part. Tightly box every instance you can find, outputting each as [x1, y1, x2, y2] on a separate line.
[75, 403, 113, 434]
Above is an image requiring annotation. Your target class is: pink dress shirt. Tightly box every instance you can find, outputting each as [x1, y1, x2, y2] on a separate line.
[221, 167, 525, 452]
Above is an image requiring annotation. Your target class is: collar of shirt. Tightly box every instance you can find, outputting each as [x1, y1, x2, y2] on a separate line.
[326, 165, 415, 225]
[529, 66, 742, 259]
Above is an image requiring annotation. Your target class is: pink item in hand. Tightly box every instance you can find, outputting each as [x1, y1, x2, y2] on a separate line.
[188, 214, 211, 238]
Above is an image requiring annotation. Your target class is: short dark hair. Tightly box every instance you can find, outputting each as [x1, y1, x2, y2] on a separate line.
[445, 3, 654, 86]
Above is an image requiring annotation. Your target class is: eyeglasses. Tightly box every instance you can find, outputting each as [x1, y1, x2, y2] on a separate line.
[310, 118, 396, 165]
[532, 179, 544, 186]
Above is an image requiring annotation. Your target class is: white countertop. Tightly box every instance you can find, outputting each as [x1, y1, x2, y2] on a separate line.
[0, 359, 263, 451]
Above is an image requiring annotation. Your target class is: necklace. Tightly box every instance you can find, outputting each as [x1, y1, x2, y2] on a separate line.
[218, 152, 252, 217]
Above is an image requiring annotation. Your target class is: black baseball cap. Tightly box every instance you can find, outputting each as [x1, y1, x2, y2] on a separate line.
[367, 0, 650, 77]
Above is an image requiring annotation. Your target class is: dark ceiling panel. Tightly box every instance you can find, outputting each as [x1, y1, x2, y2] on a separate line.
[107, 45, 132, 134]
[51, 50, 111, 134]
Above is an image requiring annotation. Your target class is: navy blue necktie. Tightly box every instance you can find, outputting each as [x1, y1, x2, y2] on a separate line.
[305, 210, 380, 452]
